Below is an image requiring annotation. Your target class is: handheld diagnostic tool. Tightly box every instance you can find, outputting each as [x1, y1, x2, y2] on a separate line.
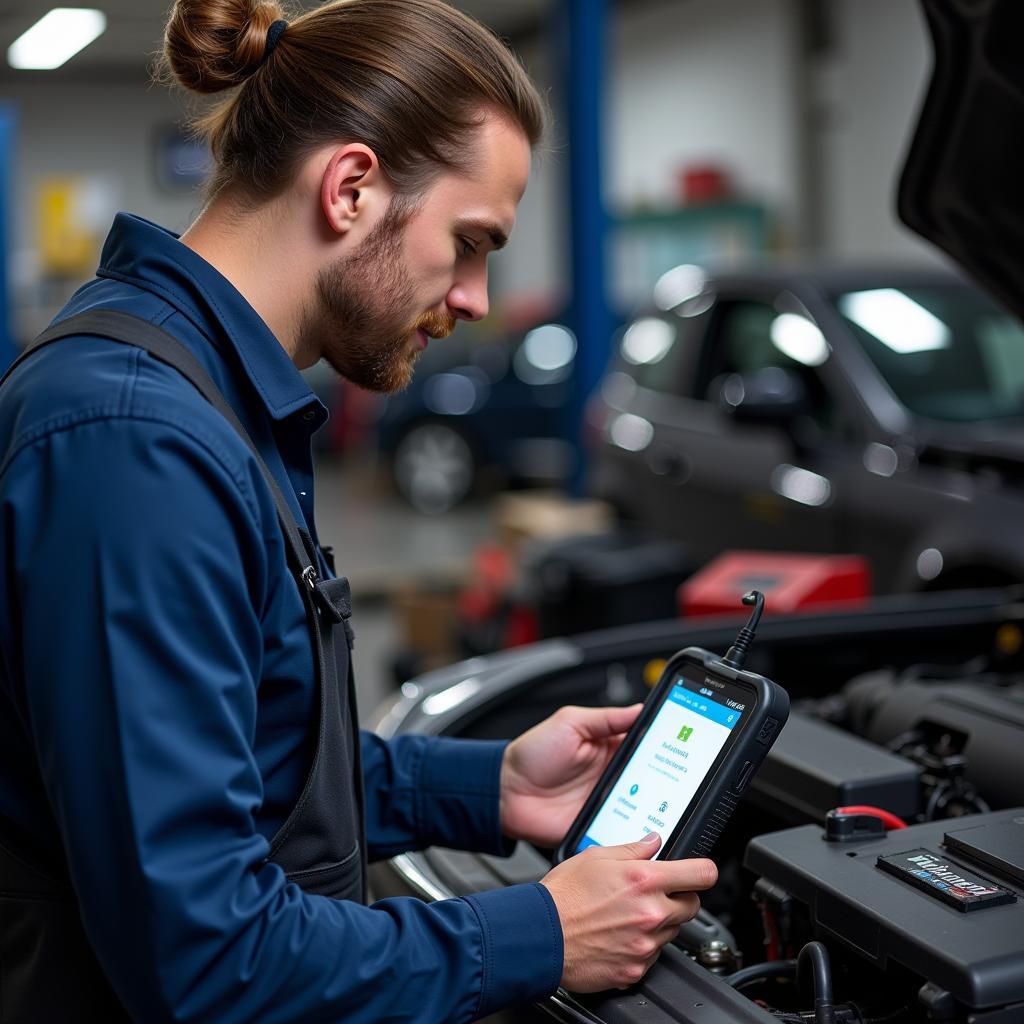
[557, 592, 789, 863]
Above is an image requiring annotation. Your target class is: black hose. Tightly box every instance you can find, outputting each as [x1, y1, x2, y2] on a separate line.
[797, 941, 836, 1024]
[725, 958, 797, 990]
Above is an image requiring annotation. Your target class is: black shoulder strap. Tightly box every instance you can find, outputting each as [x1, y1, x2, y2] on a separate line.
[3, 310, 340, 617]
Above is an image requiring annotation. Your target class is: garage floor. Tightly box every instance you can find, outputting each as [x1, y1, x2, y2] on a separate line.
[313, 454, 497, 717]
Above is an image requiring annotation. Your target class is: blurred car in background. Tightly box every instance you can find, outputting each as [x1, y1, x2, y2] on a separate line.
[377, 320, 578, 513]
[588, 263, 1024, 593]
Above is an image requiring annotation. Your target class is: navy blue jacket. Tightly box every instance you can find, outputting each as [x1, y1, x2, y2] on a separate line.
[0, 214, 562, 1022]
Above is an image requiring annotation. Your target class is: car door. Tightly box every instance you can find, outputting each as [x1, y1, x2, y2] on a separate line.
[642, 291, 850, 560]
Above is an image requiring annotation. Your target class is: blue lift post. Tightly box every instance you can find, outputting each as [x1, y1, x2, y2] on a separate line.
[559, 0, 614, 493]
[0, 103, 15, 372]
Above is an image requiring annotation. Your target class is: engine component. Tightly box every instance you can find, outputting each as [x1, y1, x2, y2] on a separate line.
[749, 712, 921, 824]
[696, 939, 738, 976]
[842, 673, 1024, 809]
[744, 808, 1024, 1017]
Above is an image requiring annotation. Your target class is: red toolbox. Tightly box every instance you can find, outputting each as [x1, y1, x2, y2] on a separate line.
[679, 551, 870, 618]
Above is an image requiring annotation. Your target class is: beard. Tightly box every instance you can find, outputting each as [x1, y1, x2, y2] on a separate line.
[304, 197, 456, 393]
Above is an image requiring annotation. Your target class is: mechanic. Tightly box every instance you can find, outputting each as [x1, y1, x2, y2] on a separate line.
[0, 1, 717, 1021]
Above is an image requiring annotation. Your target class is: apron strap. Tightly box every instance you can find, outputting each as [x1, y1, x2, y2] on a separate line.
[4, 310, 346, 621]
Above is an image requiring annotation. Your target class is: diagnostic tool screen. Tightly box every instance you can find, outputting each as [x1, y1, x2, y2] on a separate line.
[575, 674, 747, 854]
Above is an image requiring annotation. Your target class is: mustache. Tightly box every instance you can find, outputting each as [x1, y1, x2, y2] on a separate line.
[415, 310, 457, 339]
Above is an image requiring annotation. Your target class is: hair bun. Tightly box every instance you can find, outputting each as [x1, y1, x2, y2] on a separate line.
[163, 0, 286, 94]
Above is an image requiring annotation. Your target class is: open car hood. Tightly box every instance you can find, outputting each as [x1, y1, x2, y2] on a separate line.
[899, 0, 1024, 322]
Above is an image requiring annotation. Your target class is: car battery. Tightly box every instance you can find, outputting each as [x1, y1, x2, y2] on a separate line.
[525, 527, 695, 637]
[745, 809, 1024, 1014]
[678, 551, 870, 619]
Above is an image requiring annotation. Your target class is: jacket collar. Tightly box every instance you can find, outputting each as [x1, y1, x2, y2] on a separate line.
[97, 212, 323, 423]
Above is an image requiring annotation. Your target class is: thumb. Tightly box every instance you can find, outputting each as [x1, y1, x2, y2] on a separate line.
[590, 831, 662, 860]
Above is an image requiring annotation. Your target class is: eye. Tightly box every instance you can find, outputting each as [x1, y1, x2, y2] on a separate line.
[458, 236, 479, 258]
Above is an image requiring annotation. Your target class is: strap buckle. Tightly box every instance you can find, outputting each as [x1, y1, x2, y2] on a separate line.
[301, 566, 352, 627]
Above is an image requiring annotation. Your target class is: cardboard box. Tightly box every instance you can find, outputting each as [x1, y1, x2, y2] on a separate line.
[392, 578, 462, 660]
[494, 491, 613, 556]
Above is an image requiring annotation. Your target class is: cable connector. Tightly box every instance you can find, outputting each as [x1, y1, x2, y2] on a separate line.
[720, 590, 765, 670]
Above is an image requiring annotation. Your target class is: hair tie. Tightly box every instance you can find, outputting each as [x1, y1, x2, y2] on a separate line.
[262, 19, 288, 63]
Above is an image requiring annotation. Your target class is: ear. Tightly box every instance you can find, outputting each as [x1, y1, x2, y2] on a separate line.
[320, 144, 383, 236]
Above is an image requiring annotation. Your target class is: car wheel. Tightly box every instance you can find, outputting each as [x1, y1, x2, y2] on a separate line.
[392, 421, 476, 514]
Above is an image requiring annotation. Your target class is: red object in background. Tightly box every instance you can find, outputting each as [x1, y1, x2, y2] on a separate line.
[679, 164, 732, 204]
[458, 544, 540, 649]
[458, 544, 515, 624]
[678, 551, 870, 619]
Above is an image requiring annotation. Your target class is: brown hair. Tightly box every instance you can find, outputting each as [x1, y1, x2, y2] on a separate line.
[160, 0, 545, 201]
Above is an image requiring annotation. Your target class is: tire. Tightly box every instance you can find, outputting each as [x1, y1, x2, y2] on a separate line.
[392, 420, 476, 514]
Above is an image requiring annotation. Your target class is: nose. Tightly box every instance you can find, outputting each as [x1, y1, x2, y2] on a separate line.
[447, 264, 490, 322]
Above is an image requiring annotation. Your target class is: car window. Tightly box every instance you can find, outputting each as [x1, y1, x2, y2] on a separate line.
[698, 299, 839, 433]
[834, 284, 1024, 421]
[614, 312, 701, 395]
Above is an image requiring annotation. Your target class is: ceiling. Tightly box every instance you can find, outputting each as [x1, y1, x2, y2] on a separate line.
[0, 0, 553, 80]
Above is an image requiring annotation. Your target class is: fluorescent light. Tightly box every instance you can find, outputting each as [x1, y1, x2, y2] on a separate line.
[8, 8, 107, 70]
[839, 288, 951, 354]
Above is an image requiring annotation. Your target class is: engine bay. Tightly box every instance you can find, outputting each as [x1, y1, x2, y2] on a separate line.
[371, 590, 1024, 1024]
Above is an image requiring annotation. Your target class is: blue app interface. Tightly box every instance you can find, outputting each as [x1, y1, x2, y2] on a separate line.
[576, 677, 744, 855]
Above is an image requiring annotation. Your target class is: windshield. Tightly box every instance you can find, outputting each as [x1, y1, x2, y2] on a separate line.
[833, 284, 1024, 421]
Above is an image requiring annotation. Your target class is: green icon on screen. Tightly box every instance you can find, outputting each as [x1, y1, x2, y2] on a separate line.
[678, 725, 694, 742]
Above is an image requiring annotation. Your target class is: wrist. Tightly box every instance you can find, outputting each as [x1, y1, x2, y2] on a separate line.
[499, 742, 517, 838]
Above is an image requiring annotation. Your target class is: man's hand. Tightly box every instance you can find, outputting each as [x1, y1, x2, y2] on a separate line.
[541, 834, 717, 992]
[499, 704, 642, 847]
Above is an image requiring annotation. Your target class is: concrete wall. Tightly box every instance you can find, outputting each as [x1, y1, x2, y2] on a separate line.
[499, 0, 804, 311]
[814, 0, 940, 262]
[1, 75, 199, 338]
[610, 0, 801, 229]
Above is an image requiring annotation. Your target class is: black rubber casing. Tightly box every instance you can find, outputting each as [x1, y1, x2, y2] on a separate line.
[556, 646, 790, 864]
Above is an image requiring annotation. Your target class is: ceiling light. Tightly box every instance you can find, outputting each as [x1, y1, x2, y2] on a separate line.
[8, 8, 107, 71]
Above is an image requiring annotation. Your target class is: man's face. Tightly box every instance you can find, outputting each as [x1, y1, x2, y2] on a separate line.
[308, 114, 532, 392]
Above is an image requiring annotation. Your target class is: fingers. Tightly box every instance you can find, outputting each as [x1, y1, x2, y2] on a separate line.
[561, 703, 643, 740]
[663, 891, 702, 928]
[586, 831, 662, 861]
[584, 843, 716, 894]
[545, 844, 714, 993]
[656, 856, 719, 893]
[615, 926, 678, 990]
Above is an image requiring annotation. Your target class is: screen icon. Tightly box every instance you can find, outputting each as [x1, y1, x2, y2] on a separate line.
[658, 801, 669, 813]
[629, 783, 639, 796]
[677, 725, 694, 742]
